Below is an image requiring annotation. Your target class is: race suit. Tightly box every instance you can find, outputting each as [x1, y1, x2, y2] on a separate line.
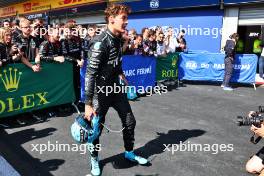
[85, 28, 136, 157]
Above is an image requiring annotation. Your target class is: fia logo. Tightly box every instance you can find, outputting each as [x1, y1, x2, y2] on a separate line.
[186, 61, 197, 70]
[150, 0, 159, 9]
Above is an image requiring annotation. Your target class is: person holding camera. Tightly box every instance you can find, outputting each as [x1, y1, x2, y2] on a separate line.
[222, 33, 239, 91]
[176, 29, 187, 52]
[0, 28, 21, 67]
[246, 123, 264, 174]
[0, 28, 12, 67]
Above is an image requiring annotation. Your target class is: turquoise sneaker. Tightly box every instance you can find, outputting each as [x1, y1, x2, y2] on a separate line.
[124, 151, 148, 165]
[90, 157, 100, 176]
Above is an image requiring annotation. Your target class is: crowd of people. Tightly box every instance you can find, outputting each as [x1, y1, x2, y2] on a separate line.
[0, 17, 188, 69]
[0, 17, 98, 119]
[124, 26, 187, 56]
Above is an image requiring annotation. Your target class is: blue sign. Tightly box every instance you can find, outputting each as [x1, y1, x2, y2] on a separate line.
[224, 0, 263, 4]
[179, 53, 258, 84]
[127, 9, 223, 53]
[122, 55, 156, 91]
[124, 0, 219, 12]
[80, 56, 156, 102]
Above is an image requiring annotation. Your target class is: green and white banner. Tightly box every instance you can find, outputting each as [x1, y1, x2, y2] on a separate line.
[156, 53, 179, 81]
[0, 62, 75, 118]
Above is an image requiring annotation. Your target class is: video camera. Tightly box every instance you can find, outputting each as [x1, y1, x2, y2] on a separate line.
[237, 106, 264, 144]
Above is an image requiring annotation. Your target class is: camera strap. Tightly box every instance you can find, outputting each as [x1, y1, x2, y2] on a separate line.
[250, 133, 262, 144]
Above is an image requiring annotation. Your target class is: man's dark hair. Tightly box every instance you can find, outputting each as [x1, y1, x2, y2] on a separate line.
[136, 34, 143, 39]
[12, 19, 20, 26]
[104, 4, 131, 24]
[181, 29, 186, 34]
[148, 29, 155, 37]
[229, 33, 239, 39]
[141, 27, 148, 35]
[88, 24, 97, 30]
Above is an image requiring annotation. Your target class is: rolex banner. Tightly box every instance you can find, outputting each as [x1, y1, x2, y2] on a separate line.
[156, 53, 179, 81]
[0, 62, 75, 118]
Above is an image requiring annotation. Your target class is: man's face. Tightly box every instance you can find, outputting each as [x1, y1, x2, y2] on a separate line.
[51, 29, 60, 41]
[20, 22, 31, 36]
[144, 29, 149, 37]
[109, 12, 128, 33]
[3, 22, 10, 28]
[137, 37, 142, 44]
[149, 35, 155, 41]
[88, 27, 96, 37]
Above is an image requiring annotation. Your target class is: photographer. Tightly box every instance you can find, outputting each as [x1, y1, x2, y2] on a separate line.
[246, 124, 264, 174]
[0, 28, 20, 67]
[0, 28, 12, 67]
[176, 29, 187, 52]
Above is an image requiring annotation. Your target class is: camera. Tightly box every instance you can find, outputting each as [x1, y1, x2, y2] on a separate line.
[237, 106, 264, 128]
[237, 113, 264, 128]
[237, 106, 264, 144]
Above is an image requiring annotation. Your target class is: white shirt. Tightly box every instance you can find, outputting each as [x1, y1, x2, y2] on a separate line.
[166, 37, 179, 53]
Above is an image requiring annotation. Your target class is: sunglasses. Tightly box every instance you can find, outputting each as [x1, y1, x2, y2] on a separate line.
[21, 26, 30, 29]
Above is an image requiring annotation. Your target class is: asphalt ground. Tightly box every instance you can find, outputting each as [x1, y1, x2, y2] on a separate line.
[1, 83, 264, 176]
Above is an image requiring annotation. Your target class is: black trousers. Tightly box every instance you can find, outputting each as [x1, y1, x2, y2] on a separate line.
[90, 90, 136, 157]
[223, 56, 234, 87]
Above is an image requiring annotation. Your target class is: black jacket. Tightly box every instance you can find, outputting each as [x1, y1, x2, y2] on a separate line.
[224, 40, 236, 57]
[85, 29, 124, 105]
[0, 42, 11, 65]
[13, 34, 39, 61]
[61, 36, 83, 62]
[39, 40, 63, 62]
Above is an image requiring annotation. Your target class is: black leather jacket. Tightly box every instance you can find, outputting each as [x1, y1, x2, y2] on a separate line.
[85, 29, 124, 105]
[39, 40, 63, 62]
[13, 34, 39, 61]
[61, 36, 83, 62]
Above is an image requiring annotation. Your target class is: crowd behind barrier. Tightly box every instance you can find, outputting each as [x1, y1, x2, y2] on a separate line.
[0, 52, 258, 118]
[0, 17, 260, 119]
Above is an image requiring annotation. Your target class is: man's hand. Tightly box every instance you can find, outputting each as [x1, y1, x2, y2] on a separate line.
[77, 59, 84, 67]
[119, 74, 128, 86]
[251, 124, 264, 138]
[248, 111, 256, 117]
[11, 45, 18, 52]
[0, 61, 2, 67]
[31, 64, 40, 72]
[54, 56, 65, 63]
[84, 104, 96, 121]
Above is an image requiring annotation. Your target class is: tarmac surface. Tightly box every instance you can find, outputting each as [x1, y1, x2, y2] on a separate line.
[1, 83, 264, 176]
